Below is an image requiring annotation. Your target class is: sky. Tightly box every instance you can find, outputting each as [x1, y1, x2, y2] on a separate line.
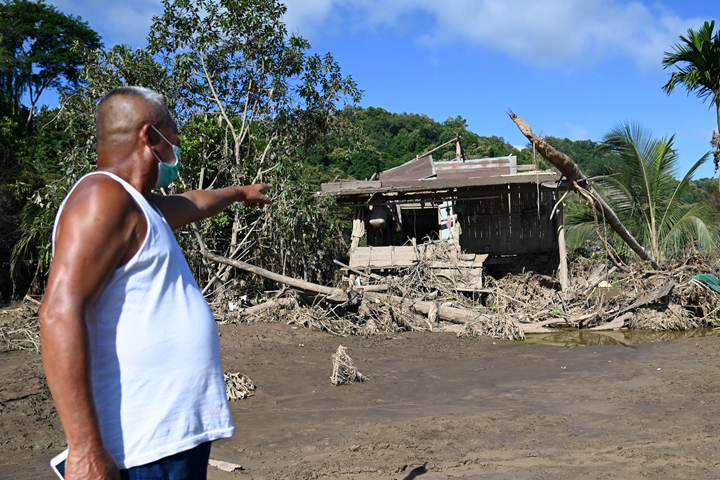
[46, 0, 719, 179]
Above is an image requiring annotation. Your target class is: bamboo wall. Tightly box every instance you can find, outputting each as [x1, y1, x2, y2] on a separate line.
[457, 189, 557, 255]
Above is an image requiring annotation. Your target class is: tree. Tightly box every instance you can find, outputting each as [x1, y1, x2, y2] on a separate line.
[662, 20, 720, 171]
[567, 123, 717, 264]
[145, 0, 361, 289]
[0, 0, 100, 297]
[0, 0, 102, 126]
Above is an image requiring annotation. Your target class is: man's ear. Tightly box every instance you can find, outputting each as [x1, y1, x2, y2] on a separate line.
[142, 123, 158, 147]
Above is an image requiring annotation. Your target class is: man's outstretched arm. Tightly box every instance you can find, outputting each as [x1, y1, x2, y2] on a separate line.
[40, 177, 144, 480]
[152, 184, 272, 231]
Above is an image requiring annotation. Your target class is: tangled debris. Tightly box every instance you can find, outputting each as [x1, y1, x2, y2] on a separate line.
[223, 371, 256, 401]
[0, 302, 40, 353]
[330, 345, 365, 386]
[4, 254, 720, 357]
[215, 251, 720, 342]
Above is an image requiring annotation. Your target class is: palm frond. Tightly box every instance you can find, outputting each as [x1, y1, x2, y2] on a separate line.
[658, 151, 711, 236]
[661, 204, 718, 256]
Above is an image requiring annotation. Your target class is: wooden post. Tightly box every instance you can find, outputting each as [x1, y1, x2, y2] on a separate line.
[554, 199, 568, 291]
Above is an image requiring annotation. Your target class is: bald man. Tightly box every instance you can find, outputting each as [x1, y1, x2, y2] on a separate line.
[39, 87, 271, 480]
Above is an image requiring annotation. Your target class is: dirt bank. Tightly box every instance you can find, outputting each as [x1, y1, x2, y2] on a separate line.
[2, 322, 720, 479]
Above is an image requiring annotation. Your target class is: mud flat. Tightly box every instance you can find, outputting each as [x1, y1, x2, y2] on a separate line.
[2, 322, 720, 479]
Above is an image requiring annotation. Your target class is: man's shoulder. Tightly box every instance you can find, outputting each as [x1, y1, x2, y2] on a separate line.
[60, 174, 144, 230]
[67, 174, 136, 211]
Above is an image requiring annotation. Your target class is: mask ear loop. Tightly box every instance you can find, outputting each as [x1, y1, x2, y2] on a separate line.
[150, 125, 178, 164]
[146, 129, 162, 164]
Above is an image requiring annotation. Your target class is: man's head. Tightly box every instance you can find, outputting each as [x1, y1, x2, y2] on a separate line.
[95, 87, 179, 187]
[96, 86, 174, 152]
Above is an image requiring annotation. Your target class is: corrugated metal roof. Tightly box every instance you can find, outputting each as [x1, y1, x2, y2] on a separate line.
[435, 156, 516, 179]
[378, 155, 517, 182]
[379, 154, 435, 181]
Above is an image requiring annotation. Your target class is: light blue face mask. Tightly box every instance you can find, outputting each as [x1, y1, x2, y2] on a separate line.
[151, 125, 181, 189]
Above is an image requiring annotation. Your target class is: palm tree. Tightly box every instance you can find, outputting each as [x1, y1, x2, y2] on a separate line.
[662, 20, 720, 170]
[567, 123, 717, 265]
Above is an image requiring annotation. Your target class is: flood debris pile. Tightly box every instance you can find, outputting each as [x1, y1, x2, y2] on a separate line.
[211, 248, 720, 342]
[3, 254, 720, 357]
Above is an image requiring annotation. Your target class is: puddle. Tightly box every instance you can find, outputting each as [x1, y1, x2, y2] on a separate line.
[523, 328, 720, 348]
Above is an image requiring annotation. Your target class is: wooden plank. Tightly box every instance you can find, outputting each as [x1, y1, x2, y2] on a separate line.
[321, 180, 383, 192]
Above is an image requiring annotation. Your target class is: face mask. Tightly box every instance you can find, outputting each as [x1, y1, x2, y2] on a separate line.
[150, 125, 181, 189]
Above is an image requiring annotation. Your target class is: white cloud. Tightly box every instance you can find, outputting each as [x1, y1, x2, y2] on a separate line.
[283, 0, 709, 70]
[48, 0, 710, 71]
[281, 0, 337, 36]
[48, 0, 164, 49]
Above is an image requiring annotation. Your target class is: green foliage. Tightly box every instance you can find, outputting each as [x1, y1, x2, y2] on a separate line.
[566, 123, 717, 264]
[305, 106, 528, 180]
[0, 0, 101, 298]
[663, 20, 720, 125]
[0, 0, 101, 125]
[145, 0, 361, 288]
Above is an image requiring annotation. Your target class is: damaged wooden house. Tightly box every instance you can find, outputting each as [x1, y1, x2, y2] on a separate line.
[320, 138, 569, 290]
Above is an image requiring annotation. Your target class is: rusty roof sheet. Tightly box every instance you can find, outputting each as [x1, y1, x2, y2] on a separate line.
[379, 154, 435, 181]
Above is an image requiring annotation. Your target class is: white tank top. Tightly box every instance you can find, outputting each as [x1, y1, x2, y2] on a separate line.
[52, 171, 234, 468]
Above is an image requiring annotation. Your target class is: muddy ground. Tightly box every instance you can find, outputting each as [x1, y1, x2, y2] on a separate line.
[2, 320, 720, 480]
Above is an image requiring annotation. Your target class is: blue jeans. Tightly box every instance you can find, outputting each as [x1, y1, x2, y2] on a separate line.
[119, 442, 212, 480]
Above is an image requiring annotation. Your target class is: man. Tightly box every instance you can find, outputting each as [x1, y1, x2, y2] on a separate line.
[39, 86, 271, 480]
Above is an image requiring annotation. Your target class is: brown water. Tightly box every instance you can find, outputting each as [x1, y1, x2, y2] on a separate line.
[524, 327, 720, 347]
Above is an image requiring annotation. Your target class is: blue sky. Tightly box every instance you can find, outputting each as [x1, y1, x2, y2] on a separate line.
[46, 0, 719, 179]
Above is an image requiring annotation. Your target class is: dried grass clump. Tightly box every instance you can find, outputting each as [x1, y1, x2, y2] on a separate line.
[628, 306, 700, 331]
[457, 316, 526, 341]
[287, 305, 362, 336]
[285, 301, 424, 337]
[330, 345, 365, 386]
[223, 371, 256, 401]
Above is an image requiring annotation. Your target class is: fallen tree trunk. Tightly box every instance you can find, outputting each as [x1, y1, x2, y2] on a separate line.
[363, 291, 491, 325]
[203, 252, 349, 304]
[508, 111, 658, 269]
[238, 297, 297, 317]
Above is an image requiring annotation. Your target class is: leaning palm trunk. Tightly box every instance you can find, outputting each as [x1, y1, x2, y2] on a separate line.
[508, 111, 659, 269]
